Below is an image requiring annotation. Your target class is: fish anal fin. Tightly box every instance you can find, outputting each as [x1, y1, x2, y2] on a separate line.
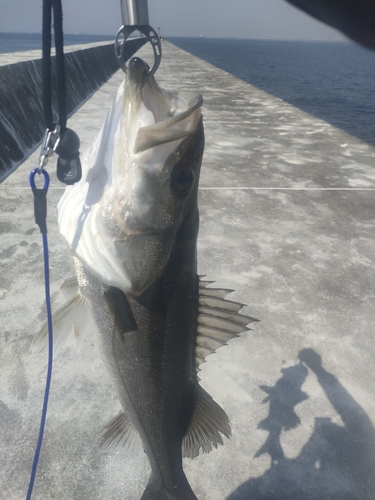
[30, 293, 89, 353]
[182, 384, 231, 459]
[100, 411, 141, 455]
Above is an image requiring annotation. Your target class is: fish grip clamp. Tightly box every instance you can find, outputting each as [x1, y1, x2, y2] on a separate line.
[115, 0, 161, 79]
[30, 169, 50, 234]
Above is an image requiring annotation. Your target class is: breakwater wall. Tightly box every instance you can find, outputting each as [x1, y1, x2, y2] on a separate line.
[0, 43, 119, 181]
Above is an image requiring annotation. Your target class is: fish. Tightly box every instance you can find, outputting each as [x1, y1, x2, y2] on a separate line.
[285, 0, 375, 49]
[31, 57, 258, 499]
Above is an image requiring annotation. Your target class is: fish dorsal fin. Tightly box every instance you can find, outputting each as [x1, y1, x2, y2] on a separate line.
[195, 279, 259, 368]
[198, 278, 215, 288]
[30, 292, 90, 353]
[100, 411, 141, 455]
[182, 384, 231, 459]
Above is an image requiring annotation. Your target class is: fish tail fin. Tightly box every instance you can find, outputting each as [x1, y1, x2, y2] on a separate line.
[30, 291, 90, 353]
[140, 475, 198, 500]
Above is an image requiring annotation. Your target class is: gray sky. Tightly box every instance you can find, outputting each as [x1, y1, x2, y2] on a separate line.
[1, 0, 346, 42]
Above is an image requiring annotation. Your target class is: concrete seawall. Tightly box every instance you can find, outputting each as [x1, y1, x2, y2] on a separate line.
[1, 41, 375, 499]
[0, 42, 119, 181]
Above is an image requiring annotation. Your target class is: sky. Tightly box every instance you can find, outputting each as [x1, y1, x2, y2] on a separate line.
[0, 0, 347, 42]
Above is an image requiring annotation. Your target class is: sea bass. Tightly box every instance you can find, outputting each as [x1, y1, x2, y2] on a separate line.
[32, 57, 257, 499]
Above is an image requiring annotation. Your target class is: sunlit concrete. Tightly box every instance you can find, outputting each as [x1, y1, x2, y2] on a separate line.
[1, 41, 375, 500]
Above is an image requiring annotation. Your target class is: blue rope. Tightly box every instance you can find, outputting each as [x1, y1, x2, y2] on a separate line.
[27, 169, 53, 500]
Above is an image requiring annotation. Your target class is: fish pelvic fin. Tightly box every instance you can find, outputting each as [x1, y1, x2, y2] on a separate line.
[182, 384, 231, 459]
[60, 275, 79, 299]
[30, 291, 90, 353]
[100, 411, 141, 456]
[195, 279, 259, 368]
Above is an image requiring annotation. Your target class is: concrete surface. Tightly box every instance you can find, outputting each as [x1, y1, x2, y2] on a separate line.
[1, 41, 375, 499]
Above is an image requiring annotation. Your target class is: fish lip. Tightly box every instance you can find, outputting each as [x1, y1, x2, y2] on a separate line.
[127, 57, 149, 94]
[128, 57, 149, 75]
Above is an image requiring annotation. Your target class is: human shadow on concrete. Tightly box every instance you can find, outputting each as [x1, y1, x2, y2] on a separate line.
[228, 349, 375, 500]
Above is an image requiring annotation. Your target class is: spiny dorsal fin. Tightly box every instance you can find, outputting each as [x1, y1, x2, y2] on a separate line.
[196, 279, 259, 368]
[199, 288, 234, 299]
[100, 411, 141, 455]
[199, 307, 256, 326]
[198, 279, 215, 288]
[30, 293, 90, 353]
[182, 384, 231, 459]
[199, 295, 245, 312]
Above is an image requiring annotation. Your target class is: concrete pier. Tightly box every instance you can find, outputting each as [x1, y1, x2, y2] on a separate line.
[0, 41, 119, 181]
[1, 41, 375, 499]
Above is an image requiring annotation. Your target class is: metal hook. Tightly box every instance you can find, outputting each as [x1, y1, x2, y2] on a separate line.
[38, 125, 60, 172]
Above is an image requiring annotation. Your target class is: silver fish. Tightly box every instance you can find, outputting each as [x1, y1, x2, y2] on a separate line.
[32, 57, 258, 500]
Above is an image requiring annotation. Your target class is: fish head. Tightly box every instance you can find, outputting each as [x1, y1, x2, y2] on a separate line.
[58, 57, 204, 295]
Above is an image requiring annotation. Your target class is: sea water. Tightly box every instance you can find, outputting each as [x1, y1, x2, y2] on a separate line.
[170, 37, 375, 146]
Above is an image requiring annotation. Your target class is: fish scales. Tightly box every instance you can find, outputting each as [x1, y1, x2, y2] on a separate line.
[32, 57, 258, 499]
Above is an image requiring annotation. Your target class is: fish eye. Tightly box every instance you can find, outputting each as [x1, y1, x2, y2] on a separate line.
[171, 161, 194, 195]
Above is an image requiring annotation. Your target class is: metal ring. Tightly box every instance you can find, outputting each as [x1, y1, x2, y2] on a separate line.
[114, 24, 162, 79]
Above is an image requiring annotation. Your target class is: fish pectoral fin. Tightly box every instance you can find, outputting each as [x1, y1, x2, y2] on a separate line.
[182, 385, 231, 459]
[30, 293, 90, 353]
[103, 287, 138, 341]
[100, 411, 141, 455]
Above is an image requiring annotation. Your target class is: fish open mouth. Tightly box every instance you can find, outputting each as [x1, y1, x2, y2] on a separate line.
[122, 57, 203, 156]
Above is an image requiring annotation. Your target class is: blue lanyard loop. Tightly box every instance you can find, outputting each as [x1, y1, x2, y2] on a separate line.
[26, 168, 53, 500]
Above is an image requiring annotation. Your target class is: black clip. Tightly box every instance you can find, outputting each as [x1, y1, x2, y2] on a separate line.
[57, 156, 81, 185]
[29, 169, 50, 234]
